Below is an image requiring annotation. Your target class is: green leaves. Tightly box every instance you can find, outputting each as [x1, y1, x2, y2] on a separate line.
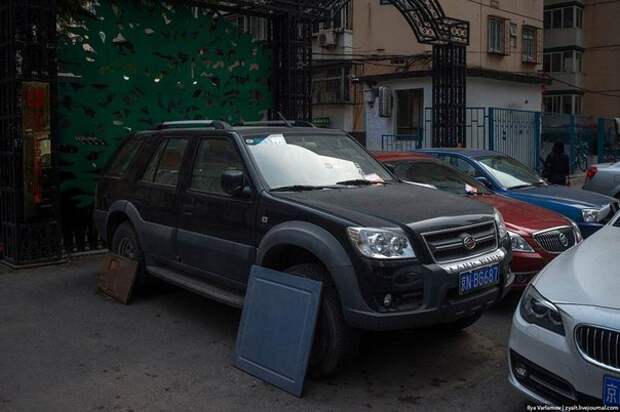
[57, 1, 272, 208]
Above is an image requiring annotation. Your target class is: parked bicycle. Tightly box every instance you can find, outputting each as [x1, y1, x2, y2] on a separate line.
[573, 140, 589, 172]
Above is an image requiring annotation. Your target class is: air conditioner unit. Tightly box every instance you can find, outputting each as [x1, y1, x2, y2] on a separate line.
[319, 30, 338, 49]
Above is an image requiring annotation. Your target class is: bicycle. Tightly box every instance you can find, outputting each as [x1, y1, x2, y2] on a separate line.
[573, 140, 589, 172]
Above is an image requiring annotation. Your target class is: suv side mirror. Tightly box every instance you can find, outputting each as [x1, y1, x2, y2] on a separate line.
[221, 170, 249, 197]
[475, 176, 492, 189]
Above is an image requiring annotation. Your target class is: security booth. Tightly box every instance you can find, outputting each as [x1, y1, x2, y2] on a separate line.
[0, 0, 470, 266]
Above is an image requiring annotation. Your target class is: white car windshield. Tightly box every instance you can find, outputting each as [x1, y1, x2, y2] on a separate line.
[477, 155, 545, 189]
[244, 133, 393, 190]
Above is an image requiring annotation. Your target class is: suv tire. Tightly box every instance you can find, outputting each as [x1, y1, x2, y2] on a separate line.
[285, 263, 359, 378]
[111, 222, 148, 291]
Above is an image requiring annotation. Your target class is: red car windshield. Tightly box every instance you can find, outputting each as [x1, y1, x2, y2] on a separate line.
[391, 160, 490, 196]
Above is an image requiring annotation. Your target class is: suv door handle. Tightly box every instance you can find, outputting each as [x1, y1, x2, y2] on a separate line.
[183, 208, 194, 216]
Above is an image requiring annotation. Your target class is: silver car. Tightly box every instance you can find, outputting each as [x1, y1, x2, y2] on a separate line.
[583, 162, 620, 200]
[509, 211, 620, 406]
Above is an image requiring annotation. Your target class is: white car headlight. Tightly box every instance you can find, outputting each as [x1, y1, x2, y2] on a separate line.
[581, 208, 600, 223]
[494, 210, 508, 239]
[519, 286, 565, 336]
[347, 227, 416, 260]
[508, 231, 535, 253]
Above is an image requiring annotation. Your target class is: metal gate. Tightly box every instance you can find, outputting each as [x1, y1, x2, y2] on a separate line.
[489, 108, 541, 170]
[382, 107, 541, 169]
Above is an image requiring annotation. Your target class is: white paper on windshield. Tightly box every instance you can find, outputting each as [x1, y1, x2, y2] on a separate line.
[365, 173, 385, 184]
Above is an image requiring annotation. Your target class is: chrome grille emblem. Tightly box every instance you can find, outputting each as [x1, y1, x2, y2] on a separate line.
[558, 232, 569, 247]
[462, 235, 477, 251]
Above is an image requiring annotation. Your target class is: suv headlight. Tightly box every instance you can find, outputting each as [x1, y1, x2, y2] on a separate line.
[508, 231, 535, 253]
[347, 227, 416, 260]
[581, 208, 600, 223]
[494, 210, 508, 239]
[519, 286, 565, 336]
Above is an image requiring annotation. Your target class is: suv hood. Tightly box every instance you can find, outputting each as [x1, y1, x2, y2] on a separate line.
[274, 183, 494, 229]
[509, 184, 613, 209]
[533, 225, 620, 309]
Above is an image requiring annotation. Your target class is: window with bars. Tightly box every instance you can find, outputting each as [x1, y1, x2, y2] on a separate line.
[543, 95, 583, 115]
[312, 65, 353, 104]
[488, 16, 507, 55]
[522, 26, 537, 63]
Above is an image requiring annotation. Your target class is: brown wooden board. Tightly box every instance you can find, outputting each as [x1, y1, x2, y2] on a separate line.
[97, 254, 138, 304]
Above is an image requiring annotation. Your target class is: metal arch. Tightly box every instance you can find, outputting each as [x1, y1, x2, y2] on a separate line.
[319, 0, 469, 46]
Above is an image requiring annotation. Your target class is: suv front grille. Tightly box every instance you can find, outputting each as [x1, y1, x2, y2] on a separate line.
[534, 227, 576, 253]
[575, 325, 620, 372]
[422, 222, 498, 263]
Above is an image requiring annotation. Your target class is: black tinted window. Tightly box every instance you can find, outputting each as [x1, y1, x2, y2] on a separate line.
[191, 138, 243, 194]
[106, 136, 142, 176]
[141, 138, 187, 187]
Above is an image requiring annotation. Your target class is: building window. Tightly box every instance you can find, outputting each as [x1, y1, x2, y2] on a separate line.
[522, 27, 537, 63]
[313, 2, 353, 33]
[575, 51, 583, 73]
[488, 17, 506, 55]
[544, 6, 584, 30]
[226, 15, 269, 41]
[312, 65, 352, 104]
[544, 50, 583, 73]
[544, 94, 582, 115]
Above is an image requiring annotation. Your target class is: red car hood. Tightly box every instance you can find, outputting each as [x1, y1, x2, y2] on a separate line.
[472, 194, 572, 235]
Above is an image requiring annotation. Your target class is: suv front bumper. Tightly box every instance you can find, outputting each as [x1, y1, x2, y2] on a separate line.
[343, 248, 512, 331]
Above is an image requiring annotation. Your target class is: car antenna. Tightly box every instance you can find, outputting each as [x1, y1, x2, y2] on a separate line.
[274, 111, 293, 128]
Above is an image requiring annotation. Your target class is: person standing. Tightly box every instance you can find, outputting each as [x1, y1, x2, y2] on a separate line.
[543, 141, 570, 186]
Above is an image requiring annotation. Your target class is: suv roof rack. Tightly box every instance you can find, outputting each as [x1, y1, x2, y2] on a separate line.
[155, 120, 232, 130]
[237, 120, 317, 128]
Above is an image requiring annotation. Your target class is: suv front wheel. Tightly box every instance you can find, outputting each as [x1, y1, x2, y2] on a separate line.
[285, 263, 359, 378]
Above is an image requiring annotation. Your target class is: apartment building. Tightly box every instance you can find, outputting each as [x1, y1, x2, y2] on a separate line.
[311, 0, 546, 148]
[543, 0, 620, 118]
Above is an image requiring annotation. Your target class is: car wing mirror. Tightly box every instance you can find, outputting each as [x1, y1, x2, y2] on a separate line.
[221, 170, 251, 198]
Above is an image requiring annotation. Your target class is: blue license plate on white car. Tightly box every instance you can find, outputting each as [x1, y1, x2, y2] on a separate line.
[603, 376, 620, 407]
[459, 265, 500, 296]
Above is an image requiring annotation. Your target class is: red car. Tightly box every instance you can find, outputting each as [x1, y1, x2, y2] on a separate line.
[375, 152, 583, 289]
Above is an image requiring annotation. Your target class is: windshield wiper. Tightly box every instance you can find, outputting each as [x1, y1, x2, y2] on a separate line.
[335, 179, 379, 186]
[271, 185, 328, 192]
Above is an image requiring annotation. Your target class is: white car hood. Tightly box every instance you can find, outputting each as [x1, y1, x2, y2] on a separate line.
[533, 225, 620, 309]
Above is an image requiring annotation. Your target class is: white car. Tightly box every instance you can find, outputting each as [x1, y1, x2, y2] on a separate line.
[508, 212, 620, 406]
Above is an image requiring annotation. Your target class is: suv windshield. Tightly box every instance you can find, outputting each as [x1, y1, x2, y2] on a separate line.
[244, 133, 393, 190]
[395, 160, 490, 196]
[477, 155, 545, 189]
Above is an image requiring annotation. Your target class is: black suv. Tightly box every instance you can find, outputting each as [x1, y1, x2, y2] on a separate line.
[94, 120, 513, 376]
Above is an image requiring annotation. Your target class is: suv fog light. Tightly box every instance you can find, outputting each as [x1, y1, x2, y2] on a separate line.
[383, 294, 393, 307]
[514, 363, 528, 379]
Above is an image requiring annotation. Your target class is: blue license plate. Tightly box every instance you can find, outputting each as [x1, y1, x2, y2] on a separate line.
[603, 376, 620, 407]
[459, 265, 500, 295]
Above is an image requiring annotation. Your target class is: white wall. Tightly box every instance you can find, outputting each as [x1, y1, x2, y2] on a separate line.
[365, 76, 543, 150]
[313, 105, 354, 131]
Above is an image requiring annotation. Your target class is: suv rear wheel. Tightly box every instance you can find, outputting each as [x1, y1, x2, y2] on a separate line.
[111, 222, 147, 291]
[285, 263, 359, 378]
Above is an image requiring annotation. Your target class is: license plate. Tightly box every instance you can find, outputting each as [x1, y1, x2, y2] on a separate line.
[603, 376, 620, 407]
[459, 265, 500, 296]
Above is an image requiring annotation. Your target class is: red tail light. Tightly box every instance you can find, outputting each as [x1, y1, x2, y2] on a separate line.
[585, 166, 598, 182]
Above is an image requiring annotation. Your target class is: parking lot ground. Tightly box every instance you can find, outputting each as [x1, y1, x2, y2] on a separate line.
[0, 256, 529, 412]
